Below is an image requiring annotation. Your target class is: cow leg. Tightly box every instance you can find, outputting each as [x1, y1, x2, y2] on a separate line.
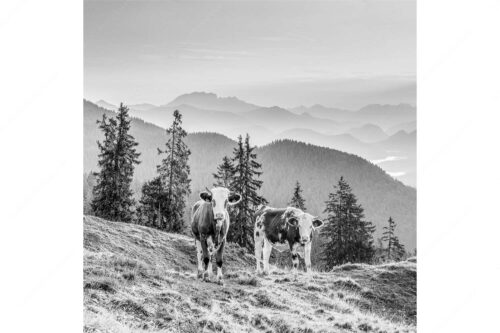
[262, 238, 272, 275]
[291, 243, 300, 275]
[304, 242, 312, 273]
[207, 236, 214, 280]
[200, 236, 211, 281]
[207, 258, 213, 280]
[215, 240, 225, 285]
[195, 239, 204, 278]
[254, 228, 264, 274]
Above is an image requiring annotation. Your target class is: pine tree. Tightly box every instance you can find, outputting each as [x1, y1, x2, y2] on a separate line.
[321, 176, 375, 269]
[381, 217, 406, 261]
[91, 104, 140, 222]
[156, 110, 191, 232]
[228, 134, 267, 250]
[288, 181, 306, 211]
[213, 156, 235, 187]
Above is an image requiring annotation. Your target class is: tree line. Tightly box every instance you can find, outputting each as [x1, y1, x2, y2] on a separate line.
[88, 104, 409, 267]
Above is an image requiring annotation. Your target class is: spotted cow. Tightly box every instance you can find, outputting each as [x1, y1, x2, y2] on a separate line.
[254, 206, 324, 274]
[191, 187, 241, 284]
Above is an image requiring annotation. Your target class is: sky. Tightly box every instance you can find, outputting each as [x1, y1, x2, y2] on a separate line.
[84, 0, 415, 109]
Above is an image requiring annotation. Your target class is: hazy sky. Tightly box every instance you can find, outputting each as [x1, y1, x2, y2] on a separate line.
[84, 0, 415, 108]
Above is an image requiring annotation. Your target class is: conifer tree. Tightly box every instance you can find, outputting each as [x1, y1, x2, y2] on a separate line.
[213, 156, 235, 188]
[288, 181, 306, 211]
[156, 110, 191, 232]
[321, 176, 375, 269]
[228, 134, 267, 250]
[138, 176, 166, 228]
[382, 217, 396, 260]
[91, 104, 140, 222]
[382, 217, 406, 261]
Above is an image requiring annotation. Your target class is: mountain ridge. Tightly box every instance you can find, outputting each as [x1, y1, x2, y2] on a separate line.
[165, 91, 260, 113]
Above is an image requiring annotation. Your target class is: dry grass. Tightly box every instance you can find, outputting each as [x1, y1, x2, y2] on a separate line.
[83, 216, 416, 332]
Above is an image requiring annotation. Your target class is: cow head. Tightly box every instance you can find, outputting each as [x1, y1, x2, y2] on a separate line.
[199, 187, 241, 242]
[283, 207, 324, 245]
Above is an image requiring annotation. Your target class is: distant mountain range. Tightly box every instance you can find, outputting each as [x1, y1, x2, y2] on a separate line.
[290, 103, 416, 130]
[84, 100, 416, 250]
[166, 92, 259, 113]
[93, 92, 416, 186]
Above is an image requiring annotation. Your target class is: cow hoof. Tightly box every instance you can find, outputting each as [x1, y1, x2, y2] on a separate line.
[203, 271, 210, 282]
[217, 278, 224, 286]
[197, 272, 203, 279]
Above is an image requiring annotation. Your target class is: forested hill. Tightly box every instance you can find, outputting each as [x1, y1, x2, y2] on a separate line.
[84, 100, 416, 250]
[257, 141, 416, 250]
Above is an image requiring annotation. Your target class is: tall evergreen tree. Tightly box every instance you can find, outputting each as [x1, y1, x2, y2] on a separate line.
[321, 176, 375, 269]
[91, 104, 140, 222]
[156, 110, 191, 232]
[288, 181, 306, 211]
[228, 134, 267, 250]
[382, 217, 396, 260]
[382, 217, 406, 261]
[213, 156, 235, 188]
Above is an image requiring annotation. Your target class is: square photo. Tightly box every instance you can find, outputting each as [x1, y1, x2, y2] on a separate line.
[84, 1, 416, 332]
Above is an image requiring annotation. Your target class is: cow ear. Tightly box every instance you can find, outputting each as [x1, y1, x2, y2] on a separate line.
[228, 192, 241, 205]
[287, 217, 299, 228]
[312, 219, 324, 229]
[200, 191, 212, 202]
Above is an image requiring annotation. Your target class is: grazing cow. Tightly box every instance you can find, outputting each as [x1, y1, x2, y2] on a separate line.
[254, 206, 324, 274]
[191, 187, 241, 284]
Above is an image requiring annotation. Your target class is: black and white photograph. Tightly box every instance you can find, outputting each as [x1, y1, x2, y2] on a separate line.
[3, 0, 500, 332]
[83, 1, 416, 332]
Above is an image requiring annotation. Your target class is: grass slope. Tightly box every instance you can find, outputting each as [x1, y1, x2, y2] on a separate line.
[84, 216, 416, 333]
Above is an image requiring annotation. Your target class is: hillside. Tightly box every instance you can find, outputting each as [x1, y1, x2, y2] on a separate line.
[276, 129, 384, 159]
[84, 216, 416, 333]
[84, 100, 416, 250]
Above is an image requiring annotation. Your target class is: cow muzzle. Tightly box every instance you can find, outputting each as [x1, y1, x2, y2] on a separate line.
[214, 213, 224, 220]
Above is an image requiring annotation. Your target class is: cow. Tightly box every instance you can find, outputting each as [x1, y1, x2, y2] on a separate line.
[191, 187, 241, 285]
[254, 206, 324, 275]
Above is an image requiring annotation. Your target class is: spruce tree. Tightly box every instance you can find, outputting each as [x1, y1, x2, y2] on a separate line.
[213, 156, 235, 187]
[321, 176, 375, 269]
[228, 134, 267, 250]
[156, 110, 191, 232]
[91, 104, 140, 222]
[288, 181, 306, 211]
[382, 217, 406, 261]
[382, 217, 396, 260]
